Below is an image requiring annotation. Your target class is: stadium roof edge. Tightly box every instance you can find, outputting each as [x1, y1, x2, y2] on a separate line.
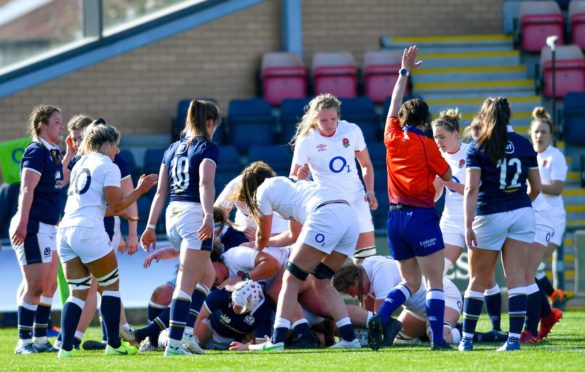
[0, 0, 263, 99]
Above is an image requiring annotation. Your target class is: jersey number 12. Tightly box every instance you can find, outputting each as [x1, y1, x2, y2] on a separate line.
[496, 157, 521, 190]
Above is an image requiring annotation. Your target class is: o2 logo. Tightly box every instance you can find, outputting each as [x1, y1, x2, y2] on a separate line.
[315, 233, 325, 247]
[329, 156, 351, 173]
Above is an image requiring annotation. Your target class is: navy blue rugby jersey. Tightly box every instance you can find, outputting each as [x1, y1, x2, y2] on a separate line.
[206, 289, 272, 340]
[71, 153, 130, 240]
[21, 141, 64, 225]
[163, 136, 219, 203]
[466, 130, 538, 216]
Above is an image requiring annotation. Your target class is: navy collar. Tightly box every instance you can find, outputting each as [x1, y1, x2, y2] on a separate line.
[403, 125, 426, 136]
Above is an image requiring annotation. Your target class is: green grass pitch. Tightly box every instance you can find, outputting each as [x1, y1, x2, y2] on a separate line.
[1, 312, 584, 371]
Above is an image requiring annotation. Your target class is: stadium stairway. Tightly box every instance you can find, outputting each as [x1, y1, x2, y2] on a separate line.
[382, 34, 585, 307]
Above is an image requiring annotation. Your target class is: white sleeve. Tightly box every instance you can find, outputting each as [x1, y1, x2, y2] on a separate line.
[223, 247, 258, 274]
[215, 176, 240, 209]
[550, 151, 568, 182]
[103, 163, 122, 188]
[370, 265, 399, 300]
[256, 184, 274, 216]
[291, 136, 311, 167]
[352, 124, 367, 152]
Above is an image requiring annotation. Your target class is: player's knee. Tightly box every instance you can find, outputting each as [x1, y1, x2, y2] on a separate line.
[152, 284, 174, 306]
[311, 262, 336, 280]
[96, 268, 119, 290]
[286, 261, 309, 281]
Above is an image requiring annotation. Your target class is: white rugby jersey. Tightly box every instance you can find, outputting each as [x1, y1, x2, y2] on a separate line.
[441, 142, 469, 222]
[215, 175, 288, 233]
[256, 177, 339, 224]
[292, 121, 366, 197]
[538, 145, 567, 212]
[222, 246, 290, 278]
[61, 152, 121, 229]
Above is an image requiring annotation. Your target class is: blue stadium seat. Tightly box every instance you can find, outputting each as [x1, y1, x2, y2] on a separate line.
[367, 141, 386, 169]
[227, 98, 276, 152]
[248, 145, 293, 176]
[563, 92, 585, 145]
[280, 98, 312, 143]
[143, 148, 166, 175]
[118, 149, 139, 182]
[339, 97, 379, 142]
[215, 145, 244, 191]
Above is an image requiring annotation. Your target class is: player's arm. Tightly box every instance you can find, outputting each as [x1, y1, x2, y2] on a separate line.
[526, 168, 542, 202]
[11, 169, 41, 246]
[141, 164, 169, 251]
[266, 220, 302, 247]
[198, 159, 216, 241]
[433, 177, 444, 201]
[541, 180, 563, 196]
[255, 214, 273, 251]
[386, 45, 422, 121]
[105, 174, 157, 216]
[356, 148, 377, 210]
[247, 251, 281, 281]
[463, 169, 480, 248]
[119, 176, 139, 254]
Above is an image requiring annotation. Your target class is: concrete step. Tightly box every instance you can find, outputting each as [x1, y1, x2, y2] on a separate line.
[416, 50, 521, 68]
[413, 65, 528, 83]
[420, 90, 540, 100]
[426, 96, 541, 119]
[414, 79, 534, 94]
[381, 34, 514, 50]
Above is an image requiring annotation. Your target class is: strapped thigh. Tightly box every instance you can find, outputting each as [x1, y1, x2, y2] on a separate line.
[68, 275, 92, 291]
[96, 268, 119, 287]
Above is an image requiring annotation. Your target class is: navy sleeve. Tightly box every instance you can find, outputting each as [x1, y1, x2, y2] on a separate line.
[465, 141, 481, 169]
[162, 142, 178, 170]
[204, 289, 229, 313]
[113, 154, 130, 179]
[21, 144, 45, 174]
[204, 141, 220, 166]
[67, 155, 79, 171]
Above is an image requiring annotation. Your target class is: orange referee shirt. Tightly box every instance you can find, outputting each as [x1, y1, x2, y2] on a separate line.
[384, 116, 449, 208]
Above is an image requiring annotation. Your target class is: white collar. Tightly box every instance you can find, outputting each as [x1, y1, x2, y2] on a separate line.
[507, 125, 514, 133]
[37, 136, 60, 151]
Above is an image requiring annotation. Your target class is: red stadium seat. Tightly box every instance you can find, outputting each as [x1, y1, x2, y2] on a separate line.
[540, 45, 585, 98]
[312, 52, 358, 98]
[363, 50, 409, 104]
[261, 52, 307, 105]
[520, 1, 564, 52]
[570, 1, 585, 50]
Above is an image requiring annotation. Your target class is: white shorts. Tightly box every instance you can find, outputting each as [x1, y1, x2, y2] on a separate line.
[166, 201, 211, 252]
[10, 217, 56, 266]
[298, 203, 359, 257]
[549, 209, 566, 246]
[404, 279, 462, 321]
[440, 217, 465, 248]
[58, 226, 114, 264]
[473, 207, 535, 251]
[202, 318, 233, 350]
[347, 193, 374, 234]
[534, 209, 554, 247]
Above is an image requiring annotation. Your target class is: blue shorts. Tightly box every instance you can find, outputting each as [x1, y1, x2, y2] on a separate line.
[386, 207, 444, 261]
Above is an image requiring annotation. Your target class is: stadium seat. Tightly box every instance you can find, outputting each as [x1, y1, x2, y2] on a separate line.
[563, 92, 585, 144]
[261, 52, 307, 105]
[312, 52, 358, 98]
[367, 141, 387, 169]
[118, 149, 139, 182]
[540, 45, 585, 98]
[248, 145, 293, 176]
[339, 97, 380, 142]
[215, 145, 244, 191]
[227, 98, 276, 153]
[279, 97, 312, 143]
[570, 1, 585, 50]
[143, 148, 166, 175]
[519, 1, 565, 52]
[363, 50, 408, 103]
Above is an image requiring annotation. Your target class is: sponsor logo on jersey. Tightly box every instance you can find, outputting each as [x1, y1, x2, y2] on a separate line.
[316, 144, 327, 152]
[177, 142, 188, 154]
[43, 247, 51, 257]
[458, 159, 465, 169]
[342, 138, 350, 148]
[220, 314, 232, 324]
[505, 141, 515, 154]
[244, 315, 255, 325]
